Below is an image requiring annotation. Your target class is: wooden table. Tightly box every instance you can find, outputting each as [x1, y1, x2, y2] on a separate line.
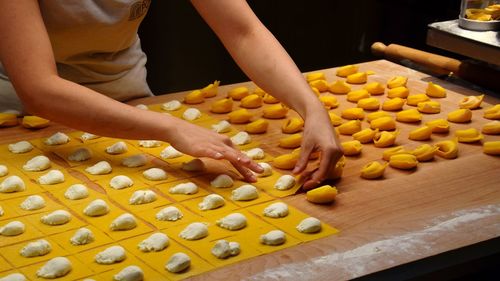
[1, 60, 499, 280]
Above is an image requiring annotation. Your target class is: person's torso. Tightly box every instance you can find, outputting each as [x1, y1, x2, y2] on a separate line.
[0, 0, 153, 101]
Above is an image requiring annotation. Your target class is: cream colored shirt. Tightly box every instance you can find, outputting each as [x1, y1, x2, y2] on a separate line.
[0, 0, 153, 112]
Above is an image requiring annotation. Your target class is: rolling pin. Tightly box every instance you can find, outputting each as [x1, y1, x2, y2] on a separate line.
[371, 42, 500, 92]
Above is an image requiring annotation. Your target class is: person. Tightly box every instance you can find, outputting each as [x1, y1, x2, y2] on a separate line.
[0, 0, 343, 189]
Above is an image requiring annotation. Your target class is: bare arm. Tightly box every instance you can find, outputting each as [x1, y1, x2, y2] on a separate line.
[0, 0, 262, 180]
[191, 0, 343, 188]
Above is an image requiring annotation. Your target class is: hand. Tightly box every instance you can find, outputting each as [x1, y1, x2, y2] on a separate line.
[293, 111, 343, 189]
[166, 118, 263, 182]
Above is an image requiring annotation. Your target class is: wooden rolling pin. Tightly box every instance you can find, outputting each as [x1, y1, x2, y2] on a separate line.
[371, 42, 500, 92]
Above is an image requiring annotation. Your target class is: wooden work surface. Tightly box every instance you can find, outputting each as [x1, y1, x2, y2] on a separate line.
[1, 60, 500, 280]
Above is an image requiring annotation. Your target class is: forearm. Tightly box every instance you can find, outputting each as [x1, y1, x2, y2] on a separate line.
[191, 0, 324, 119]
[223, 25, 322, 118]
[20, 75, 176, 141]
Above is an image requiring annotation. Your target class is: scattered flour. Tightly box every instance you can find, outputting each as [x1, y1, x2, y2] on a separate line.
[244, 204, 500, 281]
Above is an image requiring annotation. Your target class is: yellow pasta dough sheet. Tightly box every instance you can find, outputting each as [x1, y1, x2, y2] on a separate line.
[0, 142, 44, 160]
[180, 195, 240, 219]
[203, 180, 275, 208]
[29, 135, 82, 153]
[154, 180, 212, 203]
[119, 231, 215, 280]
[78, 203, 154, 242]
[49, 224, 114, 255]
[0, 202, 19, 222]
[67, 131, 111, 144]
[0, 171, 44, 201]
[111, 187, 173, 214]
[135, 203, 202, 230]
[47, 183, 106, 208]
[51, 144, 108, 167]
[4, 192, 60, 217]
[93, 178, 156, 197]
[247, 202, 339, 243]
[0, 254, 13, 273]
[252, 172, 302, 198]
[0, 236, 70, 268]
[190, 232, 264, 268]
[23, 209, 86, 236]
[0, 218, 45, 247]
[18, 255, 94, 281]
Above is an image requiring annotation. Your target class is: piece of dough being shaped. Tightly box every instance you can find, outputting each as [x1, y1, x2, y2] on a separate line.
[156, 206, 183, 221]
[20, 239, 52, 257]
[110, 175, 133, 190]
[296, 217, 322, 233]
[198, 194, 225, 210]
[23, 155, 51, 171]
[106, 141, 128, 155]
[70, 227, 95, 245]
[36, 257, 72, 279]
[263, 202, 289, 218]
[122, 154, 148, 168]
[20, 195, 46, 211]
[68, 147, 92, 162]
[38, 170, 65, 185]
[169, 182, 198, 195]
[138, 232, 169, 252]
[179, 222, 208, 240]
[86, 161, 112, 175]
[129, 190, 157, 205]
[216, 213, 247, 230]
[44, 132, 70, 146]
[8, 140, 33, 154]
[113, 265, 144, 281]
[165, 252, 191, 273]
[95, 245, 126, 264]
[231, 184, 259, 201]
[41, 210, 71, 225]
[0, 175, 25, 193]
[110, 213, 137, 231]
[260, 230, 286, 245]
[64, 184, 89, 200]
[84, 199, 110, 217]
[256, 162, 272, 177]
[142, 168, 167, 181]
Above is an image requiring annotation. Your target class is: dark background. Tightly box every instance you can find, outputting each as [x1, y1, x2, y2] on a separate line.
[138, 0, 461, 95]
